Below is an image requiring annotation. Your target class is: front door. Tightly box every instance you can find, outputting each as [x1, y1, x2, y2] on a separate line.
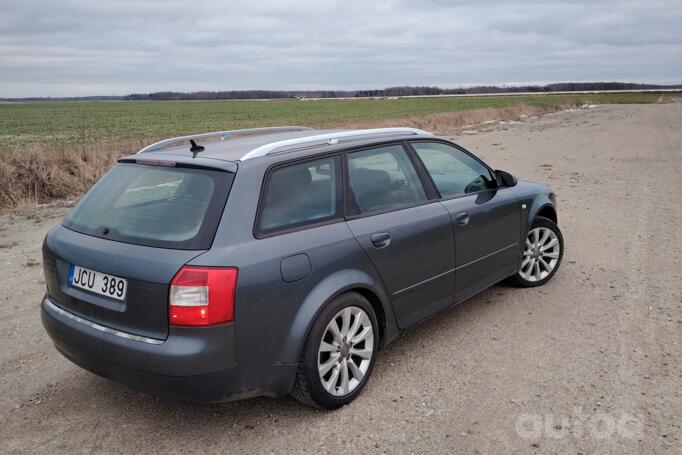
[440, 189, 520, 300]
[410, 141, 521, 301]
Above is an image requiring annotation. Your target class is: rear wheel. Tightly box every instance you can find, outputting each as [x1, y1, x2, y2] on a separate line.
[507, 216, 564, 287]
[290, 292, 378, 409]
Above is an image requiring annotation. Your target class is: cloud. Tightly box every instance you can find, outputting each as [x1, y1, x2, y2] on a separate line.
[0, 0, 680, 97]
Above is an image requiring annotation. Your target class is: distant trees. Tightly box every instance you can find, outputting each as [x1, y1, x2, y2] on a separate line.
[5, 82, 679, 102]
[121, 82, 680, 101]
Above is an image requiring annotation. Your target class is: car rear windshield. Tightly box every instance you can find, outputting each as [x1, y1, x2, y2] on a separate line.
[63, 163, 234, 250]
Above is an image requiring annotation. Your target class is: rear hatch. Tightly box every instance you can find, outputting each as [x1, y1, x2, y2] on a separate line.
[43, 161, 234, 340]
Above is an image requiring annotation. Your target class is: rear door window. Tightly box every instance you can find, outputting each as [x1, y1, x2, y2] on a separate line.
[63, 163, 233, 249]
[257, 156, 342, 236]
[347, 144, 427, 215]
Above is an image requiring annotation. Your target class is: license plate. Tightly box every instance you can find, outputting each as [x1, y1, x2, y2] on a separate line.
[69, 264, 127, 301]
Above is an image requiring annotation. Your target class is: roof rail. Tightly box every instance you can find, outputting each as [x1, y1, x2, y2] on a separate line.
[240, 127, 431, 161]
[137, 126, 313, 154]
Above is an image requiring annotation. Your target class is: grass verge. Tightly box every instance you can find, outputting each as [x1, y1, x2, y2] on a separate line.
[0, 93, 663, 210]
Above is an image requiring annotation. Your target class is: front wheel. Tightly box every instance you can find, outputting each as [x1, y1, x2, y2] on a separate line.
[507, 216, 564, 287]
[290, 292, 378, 409]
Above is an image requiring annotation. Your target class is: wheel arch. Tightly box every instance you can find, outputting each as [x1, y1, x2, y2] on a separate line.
[525, 194, 557, 233]
[349, 286, 387, 343]
[536, 204, 557, 224]
[518, 195, 558, 263]
[279, 269, 397, 365]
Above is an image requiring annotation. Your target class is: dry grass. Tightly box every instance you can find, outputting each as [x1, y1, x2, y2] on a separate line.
[0, 145, 128, 209]
[0, 101, 580, 211]
[658, 95, 682, 104]
[339, 101, 580, 133]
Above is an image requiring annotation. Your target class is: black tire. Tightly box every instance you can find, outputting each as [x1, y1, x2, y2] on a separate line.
[290, 292, 379, 409]
[506, 216, 564, 287]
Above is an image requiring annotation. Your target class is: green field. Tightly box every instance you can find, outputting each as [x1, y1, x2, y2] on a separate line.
[0, 92, 662, 154]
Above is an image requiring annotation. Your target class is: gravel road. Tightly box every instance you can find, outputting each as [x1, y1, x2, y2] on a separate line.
[0, 103, 680, 454]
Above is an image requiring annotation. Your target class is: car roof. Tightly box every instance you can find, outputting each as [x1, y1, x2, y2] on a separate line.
[125, 127, 435, 166]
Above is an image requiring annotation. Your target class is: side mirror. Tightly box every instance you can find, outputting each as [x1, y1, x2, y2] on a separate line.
[495, 170, 517, 187]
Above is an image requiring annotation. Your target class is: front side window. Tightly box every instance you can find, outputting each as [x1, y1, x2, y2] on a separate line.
[347, 144, 427, 215]
[258, 156, 341, 235]
[411, 142, 494, 198]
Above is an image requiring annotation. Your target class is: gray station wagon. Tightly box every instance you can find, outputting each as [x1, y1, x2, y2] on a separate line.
[41, 126, 563, 409]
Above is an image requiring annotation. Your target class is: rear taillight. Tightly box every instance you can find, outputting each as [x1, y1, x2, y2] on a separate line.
[169, 266, 238, 326]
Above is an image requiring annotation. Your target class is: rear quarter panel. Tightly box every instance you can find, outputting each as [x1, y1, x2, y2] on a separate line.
[195, 160, 396, 367]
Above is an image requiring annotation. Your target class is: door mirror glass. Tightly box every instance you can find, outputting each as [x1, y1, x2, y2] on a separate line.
[495, 170, 517, 187]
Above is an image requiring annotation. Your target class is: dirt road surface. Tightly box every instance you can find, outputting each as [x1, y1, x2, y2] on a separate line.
[1, 104, 680, 454]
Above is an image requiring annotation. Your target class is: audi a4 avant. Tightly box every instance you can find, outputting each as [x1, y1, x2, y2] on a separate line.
[41, 126, 563, 409]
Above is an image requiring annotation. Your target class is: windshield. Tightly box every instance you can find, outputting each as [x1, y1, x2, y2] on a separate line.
[63, 163, 233, 250]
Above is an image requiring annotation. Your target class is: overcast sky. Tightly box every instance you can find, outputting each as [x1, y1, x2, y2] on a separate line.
[1, 0, 681, 97]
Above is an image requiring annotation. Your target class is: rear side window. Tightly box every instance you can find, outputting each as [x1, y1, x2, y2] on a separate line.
[411, 141, 495, 198]
[257, 156, 342, 236]
[347, 144, 427, 215]
[63, 163, 233, 250]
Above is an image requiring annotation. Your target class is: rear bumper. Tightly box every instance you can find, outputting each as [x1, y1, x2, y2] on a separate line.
[41, 297, 297, 402]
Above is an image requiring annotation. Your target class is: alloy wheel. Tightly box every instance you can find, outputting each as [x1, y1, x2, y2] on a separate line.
[317, 306, 374, 397]
[519, 227, 561, 282]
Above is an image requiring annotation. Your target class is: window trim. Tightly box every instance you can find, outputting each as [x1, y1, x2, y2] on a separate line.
[402, 140, 440, 200]
[253, 153, 344, 239]
[252, 138, 460, 238]
[342, 142, 434, 220]
[405, 138, 500, 202]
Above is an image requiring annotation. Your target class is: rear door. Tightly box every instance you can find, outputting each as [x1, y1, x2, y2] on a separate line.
[344, 144, 455, 328]
[410, 141, 521, 301]
[43, 162, 234, 340]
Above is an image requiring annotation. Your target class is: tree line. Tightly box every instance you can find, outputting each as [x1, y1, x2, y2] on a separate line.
[122, 82, 681, 101]
[4, 82, 680, 102]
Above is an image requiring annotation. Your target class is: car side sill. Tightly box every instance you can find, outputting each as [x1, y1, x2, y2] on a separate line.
[454, 242, 518, 271]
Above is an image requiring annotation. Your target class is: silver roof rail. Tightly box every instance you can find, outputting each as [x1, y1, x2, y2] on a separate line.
[137, 126, 313, 154]
[240, 127, 432, 161]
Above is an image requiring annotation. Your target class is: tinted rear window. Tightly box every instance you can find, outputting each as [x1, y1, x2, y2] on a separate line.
[63, 163, 233, 249]
[257, 156, 342, 236]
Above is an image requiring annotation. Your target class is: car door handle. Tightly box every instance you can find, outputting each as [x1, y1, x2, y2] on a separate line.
[455, 212, 470, 226]
[371, 232, 391, 248]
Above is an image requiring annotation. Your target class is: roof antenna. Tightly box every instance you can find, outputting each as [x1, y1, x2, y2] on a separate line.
[189, 139, 205, 152]
[189, 139, 204, 157]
